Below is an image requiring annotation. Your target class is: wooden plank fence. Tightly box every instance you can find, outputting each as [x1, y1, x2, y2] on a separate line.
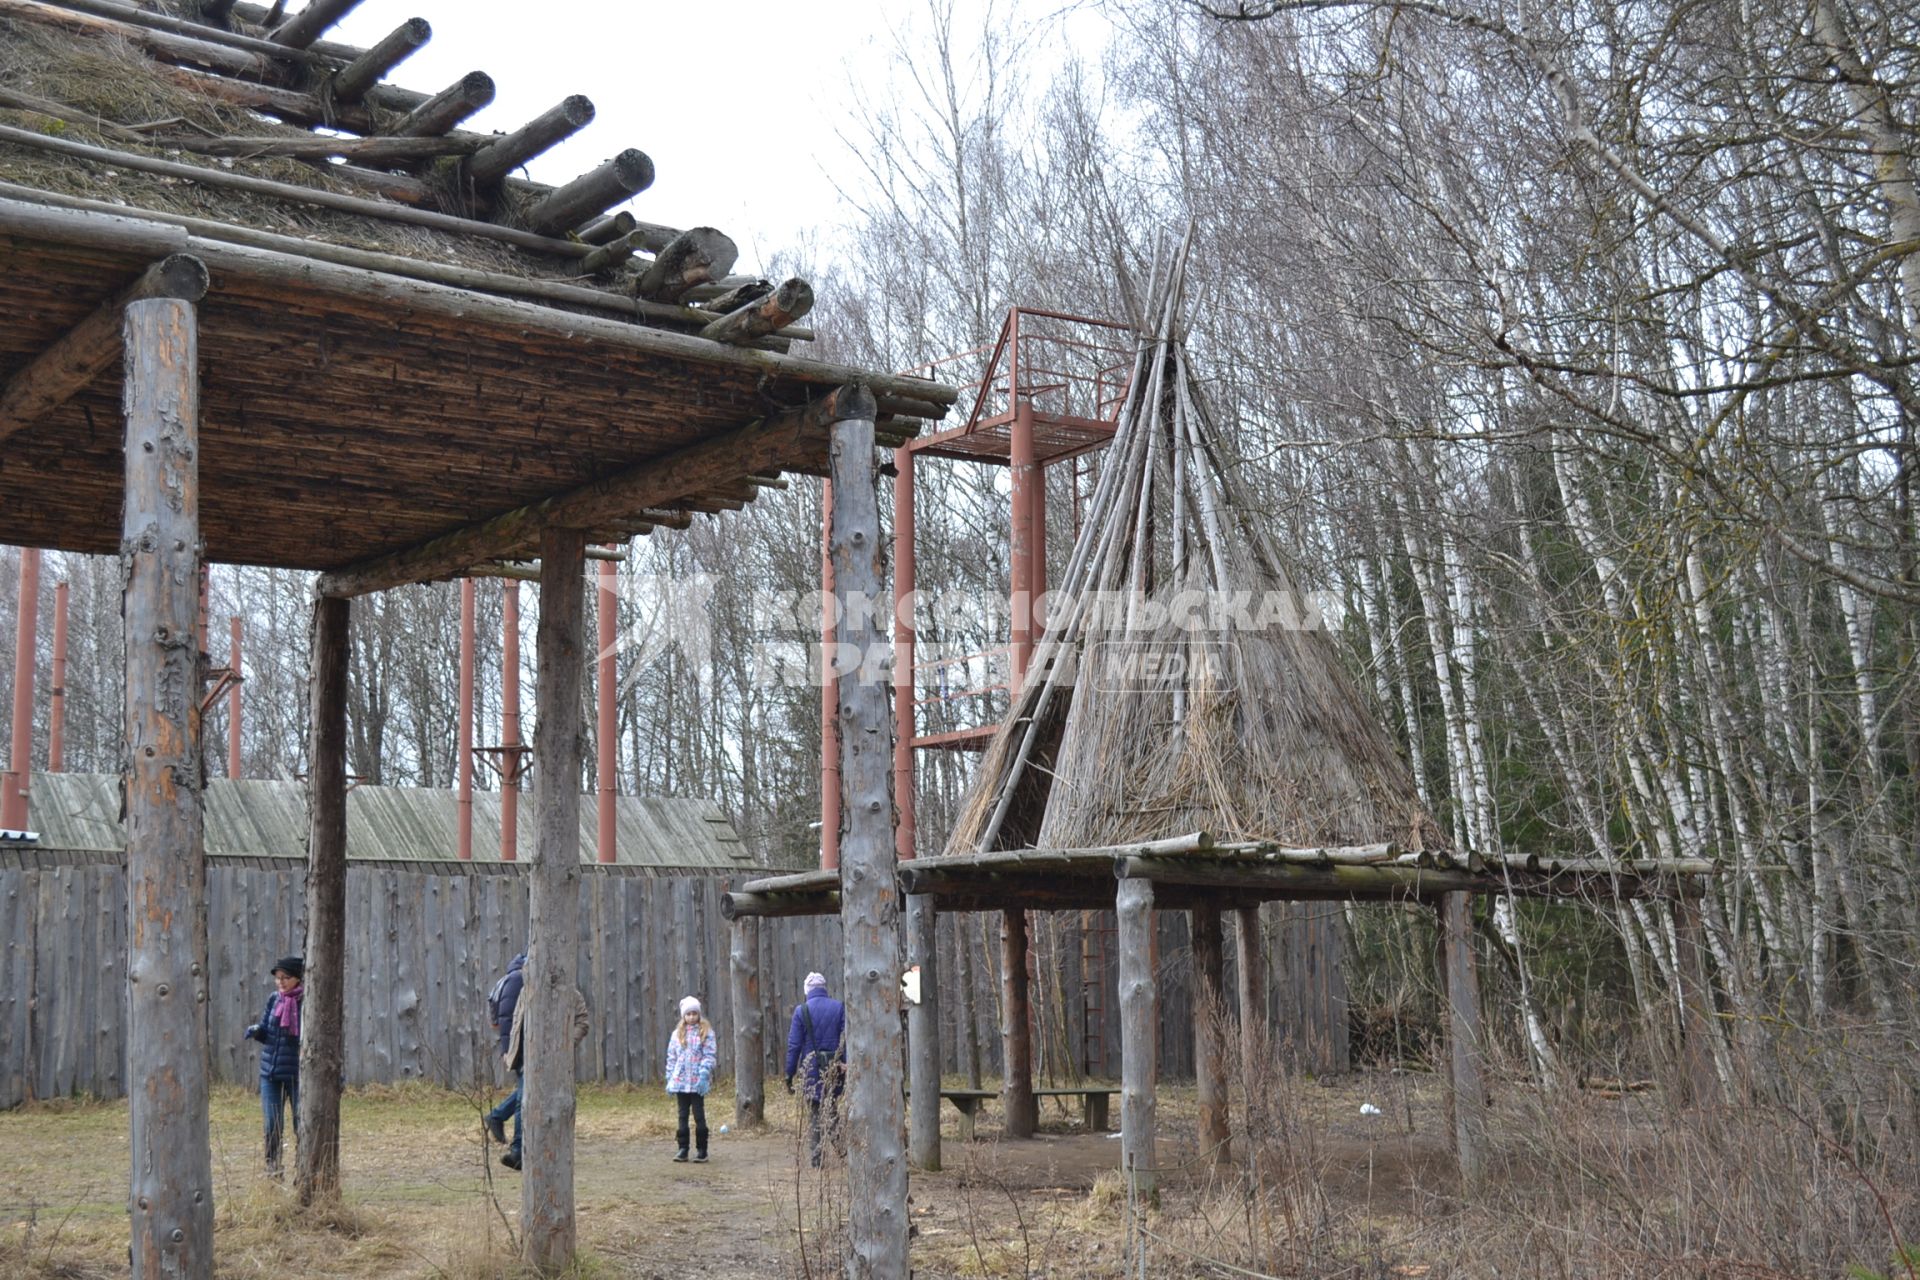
[0, 859, 1347, 1108]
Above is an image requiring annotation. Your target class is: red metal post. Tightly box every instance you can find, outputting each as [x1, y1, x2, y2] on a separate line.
[227, 615, 243, 780]
[501, 581, 520, 861]
[893, 447, 916, 861]
[3, 547, 40, 829]
[457, 577, 474, 859]
[1009, 312, 1037, 690]
[597, 557, 618, 863]
[48, 580, 67, 773]
[820, 480, 841, 870]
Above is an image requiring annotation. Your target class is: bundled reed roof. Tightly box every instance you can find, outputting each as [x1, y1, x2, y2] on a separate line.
[945, 230, 1446, 858]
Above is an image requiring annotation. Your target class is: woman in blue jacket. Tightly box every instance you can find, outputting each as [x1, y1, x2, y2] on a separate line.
[245, 955, 303, 1178]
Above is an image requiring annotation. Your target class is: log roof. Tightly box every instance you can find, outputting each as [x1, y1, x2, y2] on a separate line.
[0, 0, 956, 581]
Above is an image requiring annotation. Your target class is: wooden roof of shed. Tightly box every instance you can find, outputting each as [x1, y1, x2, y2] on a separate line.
[3, 772, 806, 875]
[0, 0, 956, 581]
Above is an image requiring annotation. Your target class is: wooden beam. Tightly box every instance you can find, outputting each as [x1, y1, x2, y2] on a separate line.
[906, 893, 941, 1170]
[1438, 893, 1487, 1184]
[635, 228, 739, 303]
[268, 0, 366, 48]
[327, 16, 429, 102]
[832, 409, 909, 1279]
[1118, 876, 1157, 1207]
[0, 253, 208, 444]
[577, 211, 636, 246]
[122, 296, 213, 1277]
[1192, 905, 1230, 1168]
[151, 132, 481, 163]
[1000, 908, 1036, 1138]
[294, 594, 349, 1204]
[526, 149, 655, 237]
[523, 529, 585, 1270]
[719, 888, 841, 919]
[729, 917, 764, 1129]
[393, 71, 494, 137]
[468, 96, 596, 188]
[701, 277, 814, 345]
[315, 385, 880, 597]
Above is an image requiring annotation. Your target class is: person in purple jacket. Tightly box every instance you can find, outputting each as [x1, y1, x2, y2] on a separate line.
[784, 971, 846, 1168]
[243, 955, 303, 1178]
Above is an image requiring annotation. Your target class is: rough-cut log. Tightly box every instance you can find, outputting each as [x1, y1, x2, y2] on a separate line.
[635, 227, 739, 303]
[326, 17, 431, 102]
[1117, 876, 1158, 1206]
[575, 230, 643, 277]
[719, 888, 842, 919]
[467, 95, 595, 188]
[832, 410, 908, 1280]
[0, 127, 584, 256]
[1233, 906, 1267, 1131]
[1438, 893, 1487, 1184]
[525, 149, 655, 237]
[906, 893, 941, 1170]
[697, 277, 772, 312]
[729, 917, 764, 1128]
[1000, 908, 1036, 1138]
[701, 277, 814, 345]
[316, 386, 882, 597]
[1192, 906, 1230, 1168]
[524, 529, 585, 1270]
[153, 133, 480, 163]
[577, 211, 636, 246]
[0, 253, 207, 444]
[268, 0, 364, 47]
[393, 71, 494, 137]
[294, 594, 348, 1203]
[122, 297, 213, 1279]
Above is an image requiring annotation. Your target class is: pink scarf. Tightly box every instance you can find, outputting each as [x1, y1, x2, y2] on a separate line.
[274, 985, 302, 1036]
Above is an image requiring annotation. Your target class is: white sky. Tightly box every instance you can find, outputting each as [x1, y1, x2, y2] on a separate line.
[329, 1, 883, 274]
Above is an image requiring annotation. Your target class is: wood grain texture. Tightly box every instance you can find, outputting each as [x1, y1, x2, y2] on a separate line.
[1117, 876, 1157, 1206]
[295, 594, 348, 1202]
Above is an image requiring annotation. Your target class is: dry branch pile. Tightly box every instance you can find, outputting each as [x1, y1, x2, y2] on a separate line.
[946, 229, 1445, 857]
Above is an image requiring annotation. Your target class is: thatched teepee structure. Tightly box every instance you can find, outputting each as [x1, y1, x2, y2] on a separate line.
[946, 230, 1446, 858]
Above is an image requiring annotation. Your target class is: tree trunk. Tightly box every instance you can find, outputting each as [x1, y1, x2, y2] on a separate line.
[1438, 892, 1486, 1185]
[523, 529, 585, 1273]
[295, 595, 349, 1203]
[906, 893, 941, 1170]
[830, 411, 907, 1280]
[122, 296, 213, 1279]
[1117, 876, 1157, 1206]
[729, 917, 763, 1128]
[1000, 908, 1035, 1138]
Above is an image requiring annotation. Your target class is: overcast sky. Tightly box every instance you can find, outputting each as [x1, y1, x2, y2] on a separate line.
[329, 2, 889, 273]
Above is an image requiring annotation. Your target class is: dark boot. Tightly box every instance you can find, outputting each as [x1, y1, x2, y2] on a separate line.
[673, 1148, 689, 1163]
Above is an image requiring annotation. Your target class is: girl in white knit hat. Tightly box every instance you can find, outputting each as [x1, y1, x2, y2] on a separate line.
[664, 995, 718, 1162]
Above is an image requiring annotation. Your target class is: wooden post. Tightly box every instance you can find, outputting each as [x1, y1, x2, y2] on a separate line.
[226, 615, 242, 780]
[122, 296, 213, 1278]
[1117, 876, 1158, 1206]
[500, 581, 520, 861]
[457, 577, 474, 859]
[1233, 906, 1267, 1131]
[595, 557, 617, 864]
[1672, 896, 1720, 1106]
[830, 403, 908, 1280]
[907, 893, 941, 1170]
[2, 546, 37, 831]
[729, 915, 764, 1128]
[48, 579, 68, 772]
[1001, 908, 1036, 1138]
[1192, 905, 1230, 1168]
[954, 913, 981, 1142]
[819, 479, 841, 870]
[524, 528, 585, 1272]
[295, 594, 349, 1204]
[1438, 892, 1487, 1184]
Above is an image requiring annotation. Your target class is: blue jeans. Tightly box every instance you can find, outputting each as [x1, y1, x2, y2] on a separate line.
[261, 1076, 299, 1170]
[489, 1072, 522, 1157]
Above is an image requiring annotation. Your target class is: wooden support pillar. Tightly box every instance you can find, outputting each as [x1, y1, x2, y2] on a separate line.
[954, 911, 982, 1142]
[48, 579, 68, 773]
[1192, 905, 1230, 1168]
[122, 296, 213, 1278]
[730, 915, 764, 1128]
[457, 577, 474, 859]
[1672, 896, 1721, 1106]
[892, 446, 916, 860]
[226, 615, 242, 780]
[819, 479, 841, 870]
[295, 594, 349, 1204]
[1001, 908, 1036, 1138]
[907, 893, 941, 1170]
[1117, 876, 1158, 1206]
[830, 402, 908, 1279]
[500, 581, 520, 860]
[524, 528, 586, 1272]
[2, 546, 37, 831]
[1233, 906, 1266, 1129]
[596, 556, 617, 864]
[1438, 892, 1487, 1185]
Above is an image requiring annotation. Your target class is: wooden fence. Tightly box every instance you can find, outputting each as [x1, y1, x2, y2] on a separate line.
[0, 858, 1346, 1108]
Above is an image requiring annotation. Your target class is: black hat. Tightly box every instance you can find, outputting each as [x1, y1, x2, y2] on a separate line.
[271, 956, 304, 981]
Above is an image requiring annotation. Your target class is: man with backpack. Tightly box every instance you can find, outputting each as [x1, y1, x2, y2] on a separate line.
[784, 971, 846, 1168]
[484, 952, 526, 1168]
